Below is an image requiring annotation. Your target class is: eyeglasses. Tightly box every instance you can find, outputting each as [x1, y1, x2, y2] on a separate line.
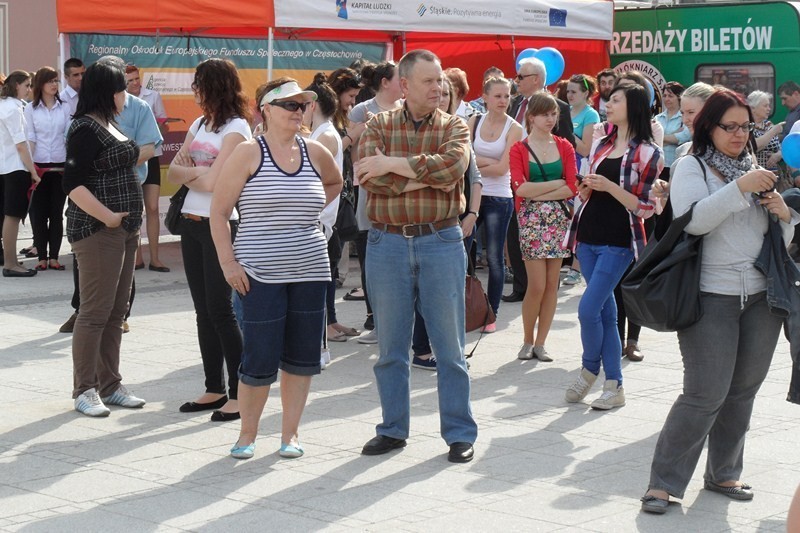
[717, 122, 755, 134]
[270, 100, 310, 113]
[515, 73, 536, 82]
[46, 79, 60, 85]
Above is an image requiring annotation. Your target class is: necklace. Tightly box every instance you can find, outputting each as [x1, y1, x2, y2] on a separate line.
[529, 135, 554, 158]
[268, 136, 298, 164]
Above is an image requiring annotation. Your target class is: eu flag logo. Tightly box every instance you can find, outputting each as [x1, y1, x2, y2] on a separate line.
[549, 8, 567, 27]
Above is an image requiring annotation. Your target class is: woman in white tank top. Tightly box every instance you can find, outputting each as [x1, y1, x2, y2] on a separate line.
[466, 77, 523, 331]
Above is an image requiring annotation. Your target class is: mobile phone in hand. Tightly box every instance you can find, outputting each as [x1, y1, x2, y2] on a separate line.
[576, 174, 585, 183]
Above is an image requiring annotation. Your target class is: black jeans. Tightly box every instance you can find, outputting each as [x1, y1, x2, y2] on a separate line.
[355, 230, 373, 316]
[31, 168, 67, 260]
[180, 218, 242, 399]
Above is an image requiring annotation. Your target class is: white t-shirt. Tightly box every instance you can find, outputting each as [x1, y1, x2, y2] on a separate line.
[310, 121, 342, 240]
[182, 116, 251, 218]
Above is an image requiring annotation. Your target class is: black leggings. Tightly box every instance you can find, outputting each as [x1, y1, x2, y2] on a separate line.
[30, 168, 67, 260]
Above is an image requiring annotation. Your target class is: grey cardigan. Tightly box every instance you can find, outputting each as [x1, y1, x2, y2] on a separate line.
[670, 155, 798, 302]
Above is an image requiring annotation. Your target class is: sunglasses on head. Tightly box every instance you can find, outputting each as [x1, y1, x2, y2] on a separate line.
[270, 100, 310, 113]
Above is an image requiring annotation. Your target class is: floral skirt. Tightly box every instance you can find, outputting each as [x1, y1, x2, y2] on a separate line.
[517, 199, 570, 260]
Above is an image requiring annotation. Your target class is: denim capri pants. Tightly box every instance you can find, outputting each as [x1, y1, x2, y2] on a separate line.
[237, 278, 327, 386]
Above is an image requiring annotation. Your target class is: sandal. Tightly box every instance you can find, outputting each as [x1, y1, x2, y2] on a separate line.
[49, 261, 65, 271]
[35, 261, 48, 271]
[326, 329, 348, 342]
[332, 323, 360, 336]
[343, 288, 365, 301]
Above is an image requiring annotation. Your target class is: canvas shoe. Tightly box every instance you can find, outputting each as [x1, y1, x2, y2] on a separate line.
[562, 269, 582, 286]
[517, 343, 534, 360]
[590, 380, 626, 410]
[357, 329, 378, 344]
[532, 345, 553, 362]
[74, 388, 111, 417]
[565, 368, 598, 403]
[101, 385, 146, 408]
[320, 349, 331, 370]
[412, 354, 437, 370]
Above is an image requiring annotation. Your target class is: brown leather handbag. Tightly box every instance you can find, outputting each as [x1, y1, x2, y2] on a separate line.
[465, 270, 495, 333]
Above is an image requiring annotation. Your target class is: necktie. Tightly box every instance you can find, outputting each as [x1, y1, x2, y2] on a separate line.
[515, 97, 528, 125]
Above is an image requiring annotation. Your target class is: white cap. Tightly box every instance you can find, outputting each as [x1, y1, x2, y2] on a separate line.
[260, 81, 317, 109]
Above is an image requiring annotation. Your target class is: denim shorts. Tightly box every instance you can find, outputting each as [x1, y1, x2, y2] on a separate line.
[237, 278, 327, 386]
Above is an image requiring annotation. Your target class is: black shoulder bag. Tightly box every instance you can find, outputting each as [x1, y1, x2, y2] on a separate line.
[165, 118, 206, 236]
[620, 156, 707, 332]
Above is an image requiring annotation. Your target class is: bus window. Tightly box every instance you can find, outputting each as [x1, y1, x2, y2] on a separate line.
[696, 64, 775, 96]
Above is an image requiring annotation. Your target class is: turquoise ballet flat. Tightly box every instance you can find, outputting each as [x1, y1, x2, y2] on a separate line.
[230, 441, 255, 459]
[279, 442, 304, 458]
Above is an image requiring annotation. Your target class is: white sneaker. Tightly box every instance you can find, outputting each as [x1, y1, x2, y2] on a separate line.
[74, 388, 111, 417]
[590, 380, 626, 410]
[517, 343, 534, 360]
[562, 269, 582, 286]
[101, 385, 145, 408]
[532, 345, 553, 362]
[320, 349, 331, 370]
[357, 330, 378, 344]
[565, 368, 598, 403]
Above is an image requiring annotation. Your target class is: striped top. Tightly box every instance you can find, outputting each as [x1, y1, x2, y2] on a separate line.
[233, 135, 330, 284]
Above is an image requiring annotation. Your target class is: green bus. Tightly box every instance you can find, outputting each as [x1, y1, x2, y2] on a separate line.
[611, 1, 800, 121]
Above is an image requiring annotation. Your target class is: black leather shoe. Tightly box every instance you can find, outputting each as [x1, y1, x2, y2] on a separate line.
[361, 435, 407, 455]
[179, 396, 228, 413]
[2, 268, 37, 278]
[210, 410, 240, 422]
[448, 442, 474, 463]
[501, 292, 524, 303]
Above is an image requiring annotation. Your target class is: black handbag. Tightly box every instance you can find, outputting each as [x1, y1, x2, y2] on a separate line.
[335, 196, 359, 242]
[165, 185, 189, 235]
[621, 202, 704, 332]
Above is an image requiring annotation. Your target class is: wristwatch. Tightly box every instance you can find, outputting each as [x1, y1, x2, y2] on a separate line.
[468, 211, 479, 218]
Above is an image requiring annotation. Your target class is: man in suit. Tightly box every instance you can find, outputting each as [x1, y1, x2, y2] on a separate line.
[504, 57, 574, 302]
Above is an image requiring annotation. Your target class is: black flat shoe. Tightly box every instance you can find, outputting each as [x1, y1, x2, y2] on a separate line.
[501, 292, 524, 303]
[149, 264, 170, 273]
[134, 263, 145, 270]
[361, 435, 407, 456]
[179, 396, 228, 413]
[704, 480, 754, 501]
[640, 494, 670, 514]
[3, 268, 37, 278]
[210, 410, 240, 422]
[448, 442, 474, 463]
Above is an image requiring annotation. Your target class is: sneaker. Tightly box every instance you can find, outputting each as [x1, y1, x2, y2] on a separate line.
[562, 269, 582, 286]
[565, 368, 598, 403]
[480, 323, 496, 334]
[74, 388, 111, 417]
[517, 343, 534, 360]
[560, 265, 570, 274]
[590, 380, 626, 410]
[357, 330, 378, 344]
[504, 268, 514, 284]
[412, 354, 437, 370]
[122, 321, 130, 334]
[60, 312, 78, 333]
[101, 385, 146, 408]
[320, 349, 331, 370]
[532, 345, 553, 362]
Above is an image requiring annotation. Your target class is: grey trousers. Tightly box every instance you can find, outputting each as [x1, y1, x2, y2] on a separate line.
[648, 291, 783, 498]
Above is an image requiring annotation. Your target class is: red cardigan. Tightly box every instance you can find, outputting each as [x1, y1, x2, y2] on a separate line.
[509, 135, 578, 212]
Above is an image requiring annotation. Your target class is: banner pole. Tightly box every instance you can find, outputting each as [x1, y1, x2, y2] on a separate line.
[267, 27, 274, 81]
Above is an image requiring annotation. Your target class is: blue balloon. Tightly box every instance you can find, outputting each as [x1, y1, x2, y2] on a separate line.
[516, 48, 538, 72]
[532, 47, 565, 86]
[645, 79, 656, 107]
[782, 132, 800, 168]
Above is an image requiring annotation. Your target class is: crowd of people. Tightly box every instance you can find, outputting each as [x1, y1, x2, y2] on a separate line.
[1, 48, 799, 514]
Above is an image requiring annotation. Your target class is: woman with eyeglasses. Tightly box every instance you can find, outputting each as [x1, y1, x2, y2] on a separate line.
[1, 70, 39, 276]
[167, 58, 249, 423]
[563, 83, 663, 409]
[641, 89, 798, 514]
[23, 67, 71, 272]
[210, 77, 342, 460]
[566, 74, 600, 159]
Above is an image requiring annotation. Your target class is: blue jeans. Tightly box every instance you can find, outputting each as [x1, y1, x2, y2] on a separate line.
[575, 243, 634, 384]
[366, 225, 477, 444]
[477, 196, 513, 316]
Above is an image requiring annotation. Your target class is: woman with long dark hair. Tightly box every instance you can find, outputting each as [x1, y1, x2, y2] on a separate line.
[167, 58, 249, 422]
[63, 60, 145, 415]
[641, 90, 797, 514]
[24, 66, 70, 271]
[563, 83, 663, 410]
[0, 70, 39, 276]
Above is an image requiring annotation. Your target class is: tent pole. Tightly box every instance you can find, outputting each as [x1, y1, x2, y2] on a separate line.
[402, 32, 406, 55]
[511, 36, 516, 64]
[267, 27, 274, 81]
[58, 33, 67, 85]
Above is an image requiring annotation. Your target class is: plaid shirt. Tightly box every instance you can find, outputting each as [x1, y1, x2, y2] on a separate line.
[564, 131, 663, 259]
[356, 104, 469, 225]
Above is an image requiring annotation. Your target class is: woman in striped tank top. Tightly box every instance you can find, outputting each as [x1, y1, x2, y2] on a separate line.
[210, 78, 343, 460]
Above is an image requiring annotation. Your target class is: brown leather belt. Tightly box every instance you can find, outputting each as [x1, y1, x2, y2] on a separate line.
[182, 213, 208, 222]
[372, 217, 459, 238]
